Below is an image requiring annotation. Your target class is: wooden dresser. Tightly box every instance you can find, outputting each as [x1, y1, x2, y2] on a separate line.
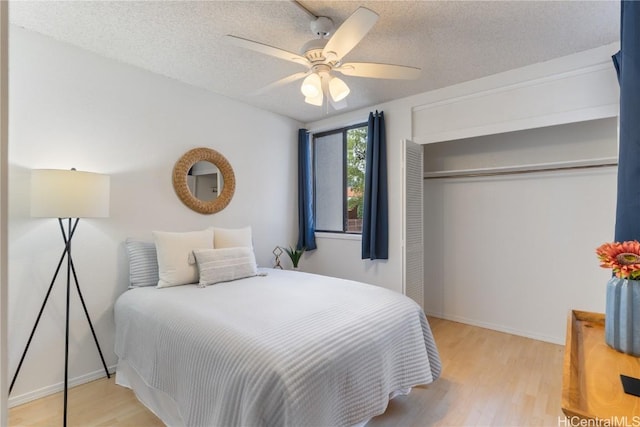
[562, 310, 640, 423]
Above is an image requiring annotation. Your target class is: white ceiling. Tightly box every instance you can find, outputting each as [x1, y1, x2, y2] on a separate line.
[9, 1, 620, 123]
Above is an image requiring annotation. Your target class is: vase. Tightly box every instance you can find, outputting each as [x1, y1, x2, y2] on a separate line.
[606, 277, 640, 356]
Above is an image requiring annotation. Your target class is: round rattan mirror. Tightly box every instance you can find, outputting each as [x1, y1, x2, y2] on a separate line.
[173, 147, 235, 214]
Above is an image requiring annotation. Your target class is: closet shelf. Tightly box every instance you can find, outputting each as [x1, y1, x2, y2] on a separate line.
[423, 157, 618, 179]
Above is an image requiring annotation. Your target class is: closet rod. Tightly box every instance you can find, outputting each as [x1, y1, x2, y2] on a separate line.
[423, 159, 618, 180]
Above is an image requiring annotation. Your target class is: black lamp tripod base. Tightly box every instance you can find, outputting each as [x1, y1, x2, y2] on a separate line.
[9, 218, 111, 426]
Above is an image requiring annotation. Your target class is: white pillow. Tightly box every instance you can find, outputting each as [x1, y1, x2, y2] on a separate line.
[153, 229, 214, 288]
[213, 226, 253, 249]
[192, 247, 258, 287]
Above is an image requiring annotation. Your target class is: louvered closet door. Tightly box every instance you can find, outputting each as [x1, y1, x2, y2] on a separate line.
[403, 140, 424, 309]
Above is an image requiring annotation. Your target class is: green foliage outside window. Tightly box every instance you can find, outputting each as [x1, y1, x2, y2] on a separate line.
[346, 126, 367, 219]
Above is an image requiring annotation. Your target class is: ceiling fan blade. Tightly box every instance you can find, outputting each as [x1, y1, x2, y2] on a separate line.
[322, 7, 378, 62]
[336, 62, 421, 80]
[225, 35, 309, 66]
[250, 71, 310, 96]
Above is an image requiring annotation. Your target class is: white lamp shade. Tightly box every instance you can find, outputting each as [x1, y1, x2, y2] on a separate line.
[305, 91, 324, 106]
[301, 73, 321, 98]
[31, 169, 110, 218]
[329, 76, 350, 102]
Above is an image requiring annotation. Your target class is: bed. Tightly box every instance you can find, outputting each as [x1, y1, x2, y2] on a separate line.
[115, 232, 441, 427]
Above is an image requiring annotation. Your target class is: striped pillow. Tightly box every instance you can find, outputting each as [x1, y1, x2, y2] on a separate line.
[192, 247, 257, 287]
[125, 239, 159, 288]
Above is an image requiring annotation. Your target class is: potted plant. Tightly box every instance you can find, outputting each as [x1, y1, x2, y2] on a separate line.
[596, 240, 640, 355]
[283, 246, 305, 270]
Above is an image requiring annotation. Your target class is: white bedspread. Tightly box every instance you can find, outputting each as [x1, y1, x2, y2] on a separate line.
[114, 268, 441, 427]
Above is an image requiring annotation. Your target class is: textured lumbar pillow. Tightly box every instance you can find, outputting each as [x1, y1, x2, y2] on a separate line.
[192, 247, 258, 287]
[153, 229, 214, 288]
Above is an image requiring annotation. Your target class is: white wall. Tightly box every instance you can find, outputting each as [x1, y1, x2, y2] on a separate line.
[8, 26, 301, 404]
[412, 44, 619, 144]
[0, 1, 8, 422]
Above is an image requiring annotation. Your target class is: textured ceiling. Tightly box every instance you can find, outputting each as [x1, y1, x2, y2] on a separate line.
[9, 1, 620, 123]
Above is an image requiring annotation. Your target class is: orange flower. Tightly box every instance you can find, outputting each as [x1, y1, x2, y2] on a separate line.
[596, 241, 640, 279]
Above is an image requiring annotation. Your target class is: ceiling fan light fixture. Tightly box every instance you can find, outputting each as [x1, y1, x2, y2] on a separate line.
[305, 91, 324, 106]
[227, 6, 423, 111]
[329, 76, 350, 102]
[301, 73, 322, 98]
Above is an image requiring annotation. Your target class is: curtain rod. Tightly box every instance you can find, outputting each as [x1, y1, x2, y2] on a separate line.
[423, 158, 618, 180]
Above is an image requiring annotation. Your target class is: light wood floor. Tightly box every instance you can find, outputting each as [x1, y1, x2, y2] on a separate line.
[9, 318, 565, 426]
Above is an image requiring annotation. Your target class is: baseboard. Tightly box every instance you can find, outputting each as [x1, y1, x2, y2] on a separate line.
[425, 310, 564, 345]
[8, 364, 117, 408]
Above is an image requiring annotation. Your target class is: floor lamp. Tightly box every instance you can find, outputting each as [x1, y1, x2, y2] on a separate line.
[10, 168, 111, 427]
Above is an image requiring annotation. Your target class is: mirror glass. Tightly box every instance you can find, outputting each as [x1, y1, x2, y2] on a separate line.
[187, 161, 225, 202]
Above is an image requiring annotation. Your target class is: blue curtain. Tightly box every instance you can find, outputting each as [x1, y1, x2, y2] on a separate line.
[613, 1, 640, 242]
[362, 111, 389, 260]
[297, 129, 317, 251]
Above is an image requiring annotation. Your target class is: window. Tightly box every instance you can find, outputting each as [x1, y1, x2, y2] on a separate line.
[313, 124, 367, 234]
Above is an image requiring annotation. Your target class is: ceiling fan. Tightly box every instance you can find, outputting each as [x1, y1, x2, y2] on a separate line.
[225, 2, 421, 110]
